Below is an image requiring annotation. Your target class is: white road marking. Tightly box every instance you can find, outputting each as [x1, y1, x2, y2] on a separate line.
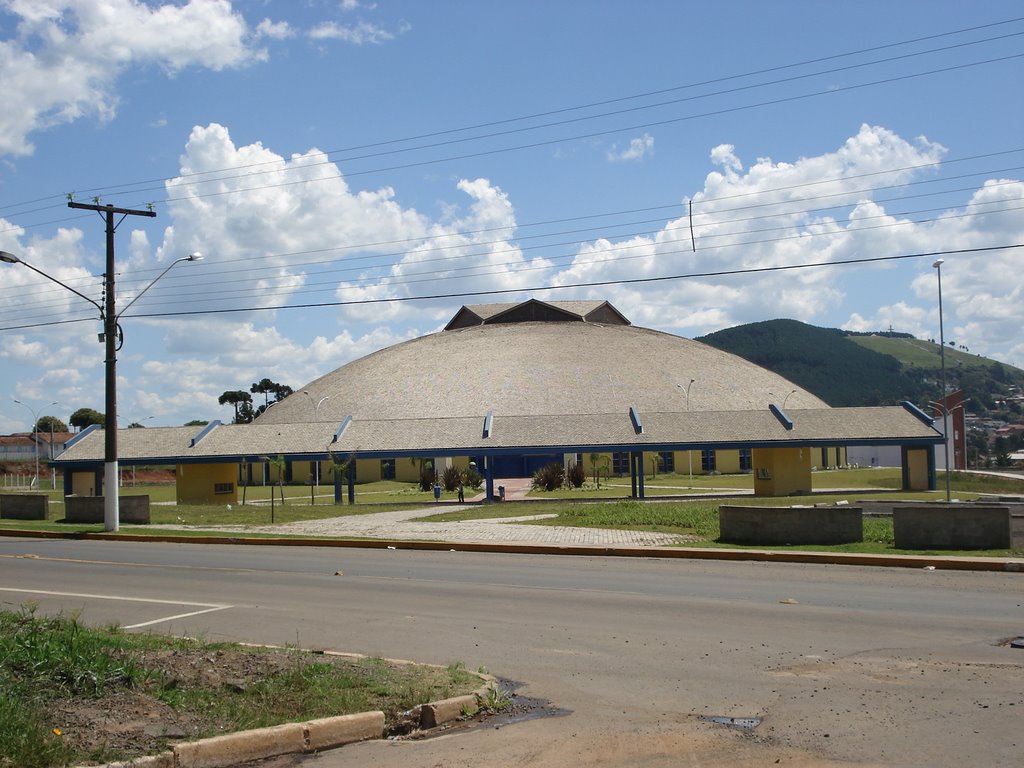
[0, 587, 232, 629]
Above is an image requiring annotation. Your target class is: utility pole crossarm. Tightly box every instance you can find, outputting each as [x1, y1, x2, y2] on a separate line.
[68, 202, 158, 218]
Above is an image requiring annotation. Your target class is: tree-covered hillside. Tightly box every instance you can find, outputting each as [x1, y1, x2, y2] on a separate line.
[696, 319, 1024, 414]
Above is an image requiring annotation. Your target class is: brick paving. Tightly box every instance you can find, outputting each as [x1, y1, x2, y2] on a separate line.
[182, 479, 696, 547]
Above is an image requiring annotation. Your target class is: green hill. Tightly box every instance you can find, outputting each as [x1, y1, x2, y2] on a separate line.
[696, 319, 1024, 414]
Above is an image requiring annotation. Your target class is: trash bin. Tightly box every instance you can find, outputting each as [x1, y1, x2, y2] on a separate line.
[433, 483, 441, 501]
[498, 485, 505, 501]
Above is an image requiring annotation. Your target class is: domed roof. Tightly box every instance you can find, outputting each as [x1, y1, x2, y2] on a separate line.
[257, 299, 827, 425]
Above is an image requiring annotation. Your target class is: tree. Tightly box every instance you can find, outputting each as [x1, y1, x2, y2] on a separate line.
[34, 415, 68, 433]
[218, 390, 254, 424]
[250, 379, 294, 417]
[184, 419, 209, 426]
[69, 408, 104, 431]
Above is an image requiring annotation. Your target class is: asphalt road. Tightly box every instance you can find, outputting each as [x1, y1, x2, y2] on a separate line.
[1, 538, 1022, 767]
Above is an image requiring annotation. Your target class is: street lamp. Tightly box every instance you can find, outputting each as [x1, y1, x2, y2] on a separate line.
[1, 249, 201, 531]
[12, 398, 58, 489]
[678, 379, 695, 483]
[770, 389, 797, 409]
[302, 392, 331, 494]
[932, 258, 951, 502]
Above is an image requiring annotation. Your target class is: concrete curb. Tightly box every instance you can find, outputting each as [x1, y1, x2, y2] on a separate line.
[5, 527, 1022, 572]
[78, 650, 497, 768]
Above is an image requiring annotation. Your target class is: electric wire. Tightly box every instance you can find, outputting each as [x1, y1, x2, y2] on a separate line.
[1, 172, 1020, 320]
[1, 19, 1021, 223]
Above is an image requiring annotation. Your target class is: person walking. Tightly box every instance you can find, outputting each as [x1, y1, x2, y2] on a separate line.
[457, 478, 465, 503]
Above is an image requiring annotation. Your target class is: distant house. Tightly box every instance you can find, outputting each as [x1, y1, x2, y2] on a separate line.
[0, 431, 74, 463]
[32, 431, 75, 460]
[0, 433, 38, 463]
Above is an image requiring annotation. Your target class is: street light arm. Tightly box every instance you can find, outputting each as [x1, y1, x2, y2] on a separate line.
[116, 253, 202, 320]
[0, 251, 104, 317]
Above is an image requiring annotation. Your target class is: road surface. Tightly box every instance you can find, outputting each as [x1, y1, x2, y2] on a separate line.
[0, 538, 1021, 766]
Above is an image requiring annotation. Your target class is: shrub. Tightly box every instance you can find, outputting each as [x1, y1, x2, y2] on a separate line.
[418, 469, 435, 491]
[463, 467, 483, 489]
[441, 465, 462, 492]
[566, 462, 586, 488]
[532, 462, 565, 492]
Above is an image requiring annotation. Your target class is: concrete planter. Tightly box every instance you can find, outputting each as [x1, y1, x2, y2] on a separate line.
[893, 504, 1012, 550]
[719, 505, 863, 546]
[64, 495, 151, 524]
[0, 493, 49, 520]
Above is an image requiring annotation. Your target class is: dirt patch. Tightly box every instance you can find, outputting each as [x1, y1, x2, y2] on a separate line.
[45, 645, 463, 766]
[49, 647, 309, 764]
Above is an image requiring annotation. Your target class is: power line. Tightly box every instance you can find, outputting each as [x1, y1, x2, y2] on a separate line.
[2, 172, 1020, 318]
[2, 18, 1022, 220]
[2, 242, 1019, 331]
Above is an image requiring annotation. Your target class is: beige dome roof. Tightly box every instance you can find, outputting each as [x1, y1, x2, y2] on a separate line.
[257, 300, 827, 425]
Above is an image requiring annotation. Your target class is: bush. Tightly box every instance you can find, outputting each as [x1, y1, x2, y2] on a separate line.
[418, 469, 435, 491]
[464, 467, 483, 489]
[566, 462, 586, 488]
[532, 462, 565, 492]
[441, 465, 462, 492]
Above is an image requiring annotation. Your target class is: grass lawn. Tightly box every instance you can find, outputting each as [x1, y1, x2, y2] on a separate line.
[3, 469, 1020, 558]
[0, 607, 486, 767]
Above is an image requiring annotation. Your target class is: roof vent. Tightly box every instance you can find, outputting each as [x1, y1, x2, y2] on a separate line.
[190, 420, 221, 447]
[629, 406, 643, 435]
[769, 404, 793, 431]
[332, 416, 352, 443]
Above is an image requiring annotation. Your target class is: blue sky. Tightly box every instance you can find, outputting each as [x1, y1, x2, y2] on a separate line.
[1, 0, 1022, 433]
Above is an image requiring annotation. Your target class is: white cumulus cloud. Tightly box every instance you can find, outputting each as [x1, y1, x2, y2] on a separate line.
[607, 133, 654, 162]
[0, 0, 274, 157]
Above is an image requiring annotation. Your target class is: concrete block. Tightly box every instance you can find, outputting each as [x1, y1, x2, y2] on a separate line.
[1011, 514, 1024, 549]
[719, 505, 863, 545]
[64, 495, 150, 524]
[95, 752, 174, 768]
[173, 723, 306, 768]
[419, 693, 479, 729]
[305, 711, 384, 751]
[0, 493, 49, 520]
[893, 504, 1011, 550]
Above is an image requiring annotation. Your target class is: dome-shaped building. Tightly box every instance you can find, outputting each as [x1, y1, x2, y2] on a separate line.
[258, 299, 827, 424]
[55, 299, 943, 503]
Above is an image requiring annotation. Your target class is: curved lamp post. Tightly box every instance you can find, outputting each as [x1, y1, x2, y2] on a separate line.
[678, 379, 696, 483]
[770, 389, 797, 408]
[302, 392, 331, 492]
[12, 398, 58, 489]
[1, 249, 201, 530]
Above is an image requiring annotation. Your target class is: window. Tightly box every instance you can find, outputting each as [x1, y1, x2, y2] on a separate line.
[658, 451, 675, 472]
[612, 452, 630, 475]
[739, 448, 752, 471]
[381, 459, 395, 480]
[701, 449, 716, 473]
[214, 482, 234, 495]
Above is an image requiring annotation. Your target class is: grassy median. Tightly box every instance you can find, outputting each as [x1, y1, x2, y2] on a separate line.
[0, 607, 482, 767]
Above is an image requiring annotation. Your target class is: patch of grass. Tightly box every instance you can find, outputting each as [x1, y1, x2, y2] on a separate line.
[0, 607, 483, 767]
[540, 500, 721, 537]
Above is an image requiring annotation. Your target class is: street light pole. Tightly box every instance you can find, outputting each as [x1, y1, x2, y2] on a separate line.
[302, 392, 331, 493]
[678, 379, 695, 484]
[12, 398, 58, 489]
[2, 233, 200, 531]
[933, 259, 951, 502]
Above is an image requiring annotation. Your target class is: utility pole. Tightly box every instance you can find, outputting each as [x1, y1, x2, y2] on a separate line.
[69, 201, 156, 532]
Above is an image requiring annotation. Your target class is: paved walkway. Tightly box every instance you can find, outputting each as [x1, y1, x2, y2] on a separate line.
[168, 479, 696, 547]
